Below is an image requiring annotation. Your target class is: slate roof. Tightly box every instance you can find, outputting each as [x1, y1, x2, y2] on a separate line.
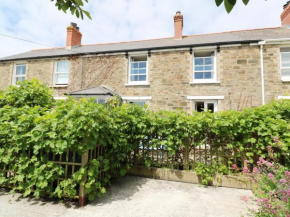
[1, 27, 290, 62]
[68, 86, 117, 96]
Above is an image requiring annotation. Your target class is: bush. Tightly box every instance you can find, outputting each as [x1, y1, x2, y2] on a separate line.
[242, 144, 290, 217]
[0, 78, 55, 108]
[0, 79, 290, 203]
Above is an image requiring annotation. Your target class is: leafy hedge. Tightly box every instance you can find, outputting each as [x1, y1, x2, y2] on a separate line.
[0, 79, 289, 202]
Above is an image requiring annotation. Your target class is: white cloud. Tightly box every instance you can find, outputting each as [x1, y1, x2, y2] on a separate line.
[0, 0, 287, 58]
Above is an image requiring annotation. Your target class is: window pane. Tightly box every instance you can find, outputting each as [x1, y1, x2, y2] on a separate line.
[98, 100, 106, 104]
[195, 72, 203, 79]
[195, 66, 203, 71]
[16, 76, 25, 83]
[130, 75, 139, 81]
[57, 61, 69, 72]
[204, 72, 213, 79]
[16, 65, 26, 75]
[139, 62, 147, 68]
[205, 57, 213, 65]
[139, 69, 147, 74]
[282, 69, 290, 77]
[131, 69, 139, 74]
[56, 73, 69, 84]
[132, 101, 146, 107]
[207, 103, 214, 113]
[282, 53, 290, 67]
[195, 102, 204, 112]
[131, 62, 138, 69]
[205, 65, 213, 71]
[139, 75, 146, 81]
[195, 58, 203, 65]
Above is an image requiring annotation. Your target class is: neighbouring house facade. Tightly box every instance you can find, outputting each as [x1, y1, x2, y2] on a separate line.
[2, 4, 290, 113]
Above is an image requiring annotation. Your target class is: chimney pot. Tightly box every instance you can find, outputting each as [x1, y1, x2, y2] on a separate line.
[174, 11, 183, 40]
[281, 2, 290, 27]
[66, 22, 82, 48]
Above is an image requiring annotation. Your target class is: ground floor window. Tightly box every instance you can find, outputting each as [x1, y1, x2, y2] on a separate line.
[194, 100, 217, 113]
[128, 101, 146, 107]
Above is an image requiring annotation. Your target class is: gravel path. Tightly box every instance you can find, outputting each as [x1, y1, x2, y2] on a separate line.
[0, 176, 257, 217]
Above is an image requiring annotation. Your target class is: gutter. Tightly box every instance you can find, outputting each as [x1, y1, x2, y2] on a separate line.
[0, 40, 260, 62]
[258, 41, 266, 105]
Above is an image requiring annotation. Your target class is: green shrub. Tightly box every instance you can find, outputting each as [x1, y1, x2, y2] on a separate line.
[0, 78, 55, 108]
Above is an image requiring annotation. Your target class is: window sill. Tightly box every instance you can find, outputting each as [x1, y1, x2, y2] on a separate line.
[281, 79, 290, 82]
[51, 85, 68, 88]
[125, 83, 150, 87]
[190, 81, 220, 84]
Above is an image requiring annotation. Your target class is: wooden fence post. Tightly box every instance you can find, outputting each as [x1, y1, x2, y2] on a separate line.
[79, 150, 88, 207]
[183, 139, 190, 170]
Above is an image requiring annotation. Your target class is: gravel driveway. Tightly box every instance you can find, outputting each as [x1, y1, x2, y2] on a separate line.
[0, 176, 257, 217]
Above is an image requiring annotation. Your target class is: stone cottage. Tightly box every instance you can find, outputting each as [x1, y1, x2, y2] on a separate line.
[1, 3, 290, 113]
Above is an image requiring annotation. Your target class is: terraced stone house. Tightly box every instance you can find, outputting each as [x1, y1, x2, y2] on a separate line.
[2, 4, 290, 113]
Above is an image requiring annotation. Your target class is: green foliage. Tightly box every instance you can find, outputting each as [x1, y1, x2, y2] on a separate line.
[215, 0, 250, 13]
[0, 78, 55, 108]
[195, 162, 218, 185]
[51, 0, 92, 20]
[1, 79, 290, 202]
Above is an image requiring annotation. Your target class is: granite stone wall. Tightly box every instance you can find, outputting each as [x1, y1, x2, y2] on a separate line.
[0, 44, 288, 112]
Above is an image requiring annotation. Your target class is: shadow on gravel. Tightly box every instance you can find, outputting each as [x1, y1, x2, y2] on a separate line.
[0, 175, 148, 209]
[90, 175, 149, 206]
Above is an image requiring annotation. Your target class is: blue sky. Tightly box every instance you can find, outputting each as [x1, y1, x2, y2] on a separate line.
[0, 0, 287, 58]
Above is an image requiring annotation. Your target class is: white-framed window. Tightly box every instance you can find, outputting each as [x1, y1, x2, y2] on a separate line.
[122, 96, 151, 107]
[13, 63, 26, 85]
[194, 100, 217, 113]
[192, 50, 217, 83]
[128, 55, 148, 84]
[129, 101, 147, 107]
[280, 48, 290, 81]
[54, 60, 69, 85]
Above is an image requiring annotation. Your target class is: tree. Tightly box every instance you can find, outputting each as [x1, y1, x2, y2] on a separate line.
[51, 0, 92, 20]
[215, 0, 250, 13]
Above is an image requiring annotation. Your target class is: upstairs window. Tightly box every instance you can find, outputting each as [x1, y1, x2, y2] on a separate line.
[281, 48, 290, 81]
[13, 64, 26, 85]
[129, 55, 148, 84]
[193, 51, 216, 82]
[54, 60, 69, 85]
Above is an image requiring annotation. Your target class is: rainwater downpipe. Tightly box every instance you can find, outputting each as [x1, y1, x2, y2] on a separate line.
[259, 41, 266, 105]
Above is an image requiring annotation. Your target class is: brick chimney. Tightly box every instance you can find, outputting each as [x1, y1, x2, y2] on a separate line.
[174, 11, 183, 40]
[281, 1, 290, 27]
[66, 22, 82, 48]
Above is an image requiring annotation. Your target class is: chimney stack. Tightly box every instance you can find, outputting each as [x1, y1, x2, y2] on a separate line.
[174, 11, 183, 40]
[66, 22, 82, 48]
[281, 1, 290, 27]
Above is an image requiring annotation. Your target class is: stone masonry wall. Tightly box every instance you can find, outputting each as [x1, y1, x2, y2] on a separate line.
[0, 44, 287, 112]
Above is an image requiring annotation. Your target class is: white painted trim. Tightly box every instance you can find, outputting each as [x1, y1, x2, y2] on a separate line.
[190, 81, 220, 84]
[192, 49, 217, 83]
[124, 83, 150, 86]
[12, 63, 27, 86]
[260, 45, 265, 105]
[122, 96, 152, 100]
[279, 48, 290, 82]
[192, 99, 218, 113]
[54, 97, 67, 100]
[128, 54, 149, 85]
[53, 60, 70, 86]
[187, 96, 224, 100]
[277, 96, 290, 100]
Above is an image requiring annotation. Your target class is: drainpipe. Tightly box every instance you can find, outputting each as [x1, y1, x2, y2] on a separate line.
[259, 41, 265, 105]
